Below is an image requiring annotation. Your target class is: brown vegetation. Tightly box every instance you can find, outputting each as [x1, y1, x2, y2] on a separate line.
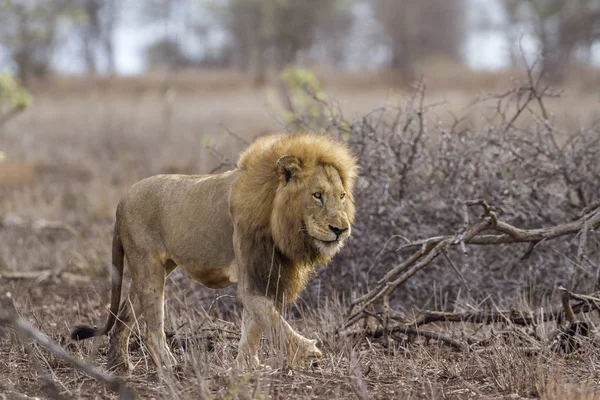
[1, 69, 599, 399]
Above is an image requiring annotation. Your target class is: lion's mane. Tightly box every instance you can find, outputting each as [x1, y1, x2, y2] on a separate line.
[231, 133, 358, 303]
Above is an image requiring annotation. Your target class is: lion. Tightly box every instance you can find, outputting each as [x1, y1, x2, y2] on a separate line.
[71, 132, 358, 371]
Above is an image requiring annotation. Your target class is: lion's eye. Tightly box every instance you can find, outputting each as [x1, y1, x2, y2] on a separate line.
[340, 193, 346, 200]
[313, 192, 322, 200]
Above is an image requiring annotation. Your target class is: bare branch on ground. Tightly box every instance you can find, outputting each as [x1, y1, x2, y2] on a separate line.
[0, 303, 135, 399]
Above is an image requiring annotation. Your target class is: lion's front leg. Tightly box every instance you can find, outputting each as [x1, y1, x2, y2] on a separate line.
[240, 294, 322, 367]
[236, 308, 261, 368]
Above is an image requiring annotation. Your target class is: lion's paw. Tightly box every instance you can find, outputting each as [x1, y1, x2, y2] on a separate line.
[289, 339, 322, 367]
[302, 339, 322, 359]
[107, 358, 133, 375]
[235, 353, 261, 370]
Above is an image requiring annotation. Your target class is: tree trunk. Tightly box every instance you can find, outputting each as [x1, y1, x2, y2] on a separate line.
[103, 34, 116, 75]
[390, 39, 414, 83]
[14, 51, 31, 87]
[81, 30, 98, 75]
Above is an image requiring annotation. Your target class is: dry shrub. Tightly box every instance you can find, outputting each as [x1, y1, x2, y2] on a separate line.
[280, 69, 600, 311]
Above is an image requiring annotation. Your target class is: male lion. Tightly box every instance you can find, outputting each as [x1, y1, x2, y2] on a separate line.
[71, 132, 357, 371]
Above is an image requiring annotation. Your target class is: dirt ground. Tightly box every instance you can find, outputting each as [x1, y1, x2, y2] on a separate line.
[1, 70, 600, 399]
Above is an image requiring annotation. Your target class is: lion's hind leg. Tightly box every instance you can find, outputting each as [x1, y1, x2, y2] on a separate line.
[127, 251, 177, 371]
[107, 291, 141, 373]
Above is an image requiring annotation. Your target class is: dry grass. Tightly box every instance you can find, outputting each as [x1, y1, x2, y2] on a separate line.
[3, 279, 600, 399]
[1, 69, 599, 399]
[0, 163, 35, 186]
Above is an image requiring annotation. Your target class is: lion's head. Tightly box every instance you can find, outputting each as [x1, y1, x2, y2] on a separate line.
[234, 133, 358, 301]
[272, 154, 355, 263]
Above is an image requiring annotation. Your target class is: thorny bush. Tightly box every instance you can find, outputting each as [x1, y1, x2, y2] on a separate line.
[278, 70, 600, 312]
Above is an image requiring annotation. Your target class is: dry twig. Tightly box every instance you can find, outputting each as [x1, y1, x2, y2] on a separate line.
[0, 305, 135, 399]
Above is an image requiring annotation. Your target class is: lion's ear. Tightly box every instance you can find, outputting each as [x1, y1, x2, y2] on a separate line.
[276, 155, 302, 185]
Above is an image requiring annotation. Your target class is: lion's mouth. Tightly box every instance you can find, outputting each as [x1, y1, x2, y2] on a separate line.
[319, 239, 338, 244]
[312, 236, 345, 258]
[313, 237, 339, 245]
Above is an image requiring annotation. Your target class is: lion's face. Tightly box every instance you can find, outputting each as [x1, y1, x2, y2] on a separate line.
[272, 155, 355, 262]
[302, 164, 352, 258]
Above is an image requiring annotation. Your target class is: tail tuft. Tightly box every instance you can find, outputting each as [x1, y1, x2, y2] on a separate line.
[71, 225, 125, 342]
[71, 325, 99, 341]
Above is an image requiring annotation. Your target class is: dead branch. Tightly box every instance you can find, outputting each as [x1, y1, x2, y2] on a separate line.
[0, 215, 79, 236]
[344, 290, 599, 353]
[346, 201, 600, 327]
[548, 287, 593, 354]
[559, 286, 600, 307]
[218, 123, 250, 146]
[400, 201, 600, 247]
[400, 306, 581, 328]
[345, 299, 596, 337]
[0, 269, 53, 280]
[397, 78, 427, 199]
[0, 306, 135, 399]
[0, 269, 91, 284]
[206, 146, 235, 174]
[402, 326, 468, 351]
[561, 288, 577, 324]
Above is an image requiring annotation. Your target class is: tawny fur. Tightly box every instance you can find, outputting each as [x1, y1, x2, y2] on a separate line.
[71, 132, 358, 370]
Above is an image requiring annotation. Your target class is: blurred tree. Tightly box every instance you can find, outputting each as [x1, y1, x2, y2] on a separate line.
[212, 0, 348, 83]
[142, 0, 183, 42]
[0, 0, 74, 85]
[73, 0, 120, 75]
[374, 0, 465, 76]
[141, 0, 206, 71]
[308, 1, 354, 67]
[144, 38, 190, 70]
[0, 73, 32, 160]
[500, 0, 600, 81]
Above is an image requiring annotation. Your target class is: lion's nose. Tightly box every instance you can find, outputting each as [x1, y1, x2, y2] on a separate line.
[329, 225, 348, 238]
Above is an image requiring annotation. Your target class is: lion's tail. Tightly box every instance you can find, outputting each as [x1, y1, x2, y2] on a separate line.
[71, 225, 125, 341]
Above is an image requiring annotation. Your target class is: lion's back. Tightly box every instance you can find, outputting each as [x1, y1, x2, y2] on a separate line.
[116, 172, 239, 261]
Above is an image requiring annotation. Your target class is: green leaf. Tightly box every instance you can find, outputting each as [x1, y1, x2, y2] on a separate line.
[202, 136, 215, 149]
[0, 73, 33, 112]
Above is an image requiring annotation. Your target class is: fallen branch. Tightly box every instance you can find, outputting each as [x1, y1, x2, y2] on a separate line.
[0, 269, 91, 284]
[345, 201, 600, 327]
[355, 300, 595, 330]
[0, 305, 135, 399]
[0, 270, 53, 280]
[375, 325, 469, 352]
[0, 215, 79, 236]
[401, 306, 585, 328]
[344, 288, 599, 354]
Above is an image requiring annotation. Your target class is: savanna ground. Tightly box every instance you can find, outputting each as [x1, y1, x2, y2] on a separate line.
[1, 67, 600, 399]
